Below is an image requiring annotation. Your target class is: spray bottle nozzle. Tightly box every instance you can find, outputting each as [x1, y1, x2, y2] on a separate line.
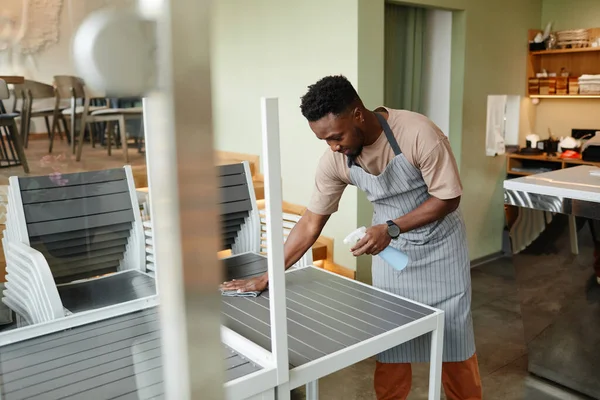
[343, 226, 367, 246]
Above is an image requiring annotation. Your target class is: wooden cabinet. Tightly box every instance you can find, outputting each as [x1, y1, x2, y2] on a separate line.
[527, 28, 600, 99]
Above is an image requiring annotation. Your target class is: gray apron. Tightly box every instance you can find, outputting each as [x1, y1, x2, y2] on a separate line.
[348, 113, 475, 363]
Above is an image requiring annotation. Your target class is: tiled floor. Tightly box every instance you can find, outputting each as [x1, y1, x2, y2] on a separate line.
[291, 256, 531, 400]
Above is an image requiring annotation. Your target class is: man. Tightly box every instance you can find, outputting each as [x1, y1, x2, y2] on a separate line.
[220, 75, 482, 399]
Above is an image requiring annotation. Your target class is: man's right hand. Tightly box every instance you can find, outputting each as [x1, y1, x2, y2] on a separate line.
[220, 275, 269, 293]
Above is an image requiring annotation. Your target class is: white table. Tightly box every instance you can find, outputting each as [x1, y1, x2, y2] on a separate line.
[0, 255, 446, 400]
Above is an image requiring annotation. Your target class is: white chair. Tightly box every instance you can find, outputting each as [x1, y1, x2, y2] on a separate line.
[1, 166, 155, 325]
[259, 210, 313, 269]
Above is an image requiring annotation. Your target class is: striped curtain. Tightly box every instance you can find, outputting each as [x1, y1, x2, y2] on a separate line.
[384, 3, 426, 112]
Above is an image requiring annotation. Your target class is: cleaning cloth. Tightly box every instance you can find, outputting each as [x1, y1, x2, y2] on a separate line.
[220, 289, 262, 298]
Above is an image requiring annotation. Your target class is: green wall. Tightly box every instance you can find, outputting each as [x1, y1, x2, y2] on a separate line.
[211, 0, 360, 269]
[355, 0, 542, 281]
[211, 0, 543, 278]
[541, 0, 600, 30]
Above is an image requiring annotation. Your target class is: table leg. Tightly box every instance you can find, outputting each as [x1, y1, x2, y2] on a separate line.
[276, 382, 290, 400]
[247, 389, 276, 400]
[428, 313, 444, 400]
[306, 380, 319, 400]
[569, 216, 579, 255]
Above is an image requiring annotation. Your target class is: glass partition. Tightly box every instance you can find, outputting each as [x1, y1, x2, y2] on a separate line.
[0, 1, 224, 399]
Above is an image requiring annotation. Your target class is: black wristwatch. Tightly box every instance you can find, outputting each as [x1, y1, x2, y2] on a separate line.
[386, 220, 401, 239]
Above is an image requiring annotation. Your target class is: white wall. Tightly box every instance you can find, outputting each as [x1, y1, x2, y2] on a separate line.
[422, 8, 452, 136]
[1, 0, 135, 131]
[211, 0, 360, 269]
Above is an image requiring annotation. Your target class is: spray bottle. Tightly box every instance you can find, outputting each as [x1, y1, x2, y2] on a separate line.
[343, 226, 409, 271]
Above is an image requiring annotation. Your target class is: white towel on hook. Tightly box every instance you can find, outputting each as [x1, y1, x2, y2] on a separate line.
[486, 95, 508, 156]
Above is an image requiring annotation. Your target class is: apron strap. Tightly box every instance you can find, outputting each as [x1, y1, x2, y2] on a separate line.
[375, 112, 402, 156]
[347, 111, 402, 167]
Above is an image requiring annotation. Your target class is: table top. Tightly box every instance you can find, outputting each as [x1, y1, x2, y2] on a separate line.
[504, 165, 600, 203]
[0, 76, 24, 85]
[223, 256, 434, 368]
[0, 254, 440, 399]
[0, 307, 262, 400]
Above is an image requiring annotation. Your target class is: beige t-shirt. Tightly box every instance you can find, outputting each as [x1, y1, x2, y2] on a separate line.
[307, 107, 462, 216]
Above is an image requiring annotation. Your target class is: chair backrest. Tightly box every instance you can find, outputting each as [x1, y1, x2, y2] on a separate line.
[24, 80, 55, 99]
[53, 75, 86, 99]
[11, 83, 26, 112]
[12, 167, 143, 284]
[259, 210, 313, 268]
[219, 162, 260, 254]
[0, 79, 9, 100]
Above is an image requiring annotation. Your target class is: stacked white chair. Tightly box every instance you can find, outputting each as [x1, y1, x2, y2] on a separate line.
[140, 160, 313, 276]
[259, 210, 313, 269]
[1, 166, 155, 325]
[143, 220, 155, 276]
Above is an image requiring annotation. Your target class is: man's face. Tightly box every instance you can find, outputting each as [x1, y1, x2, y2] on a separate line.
[309, 109, 365, 157]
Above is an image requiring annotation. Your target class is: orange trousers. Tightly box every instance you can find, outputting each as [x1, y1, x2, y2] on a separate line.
[374, 353, 482, 400]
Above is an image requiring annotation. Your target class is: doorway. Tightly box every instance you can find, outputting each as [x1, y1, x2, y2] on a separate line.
[384, 3, 452, 136]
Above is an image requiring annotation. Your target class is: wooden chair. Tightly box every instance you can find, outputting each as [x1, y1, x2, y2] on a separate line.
[50, 75, 107, 154]
[76, 105, 143, 163]
[0, 79, 28, 173]
[13, 80, 70, 147]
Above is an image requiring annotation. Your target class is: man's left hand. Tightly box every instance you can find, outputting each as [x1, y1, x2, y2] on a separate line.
[351, 224, 391, 256]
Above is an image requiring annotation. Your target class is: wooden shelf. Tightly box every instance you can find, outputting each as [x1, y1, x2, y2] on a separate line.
[530, 94, 600, 99]
[526, 28, 600, 93]
[506, 153, 600, 176]
[530, 46, 600, 56]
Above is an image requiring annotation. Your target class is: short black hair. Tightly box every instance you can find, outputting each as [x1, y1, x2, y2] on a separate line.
[300, 75, 361, 122]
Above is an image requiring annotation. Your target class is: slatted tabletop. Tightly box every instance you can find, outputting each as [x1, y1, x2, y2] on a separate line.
[223, 257, 435, 367]
[0, 253, 438, 399]
[0, 308, 262, 400]
[58, 270, 156, 314]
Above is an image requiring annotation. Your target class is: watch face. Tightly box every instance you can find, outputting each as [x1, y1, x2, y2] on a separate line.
[388, 224, 401, 238]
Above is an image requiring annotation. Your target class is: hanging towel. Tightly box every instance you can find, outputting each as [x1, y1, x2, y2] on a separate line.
[486, 95, 508, 156]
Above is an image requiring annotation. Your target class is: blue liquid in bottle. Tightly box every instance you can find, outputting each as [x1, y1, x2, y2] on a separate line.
[343, 227, 409, 271]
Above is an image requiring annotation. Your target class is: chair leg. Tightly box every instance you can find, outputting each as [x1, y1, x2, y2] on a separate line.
[90, 123, 96, 148]
[44, 116, 52, 139]
[61, 116, 69, 142]
[22, 98, 32, 149]
[19, 99, 29, 148]
[118, 116, 128, 163]
[70, 101, 77, 154]
[107, 121, 114, 156]
[49, 110, 59, 153]
[75, 115, 88, 162]
[8, 121, 29, 173]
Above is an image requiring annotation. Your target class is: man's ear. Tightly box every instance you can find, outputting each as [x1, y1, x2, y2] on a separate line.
[352, 107, 363, 123]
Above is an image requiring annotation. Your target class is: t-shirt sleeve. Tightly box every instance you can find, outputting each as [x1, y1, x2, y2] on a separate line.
[307, 152, 349, 215]
[416, 132, 463, 200]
